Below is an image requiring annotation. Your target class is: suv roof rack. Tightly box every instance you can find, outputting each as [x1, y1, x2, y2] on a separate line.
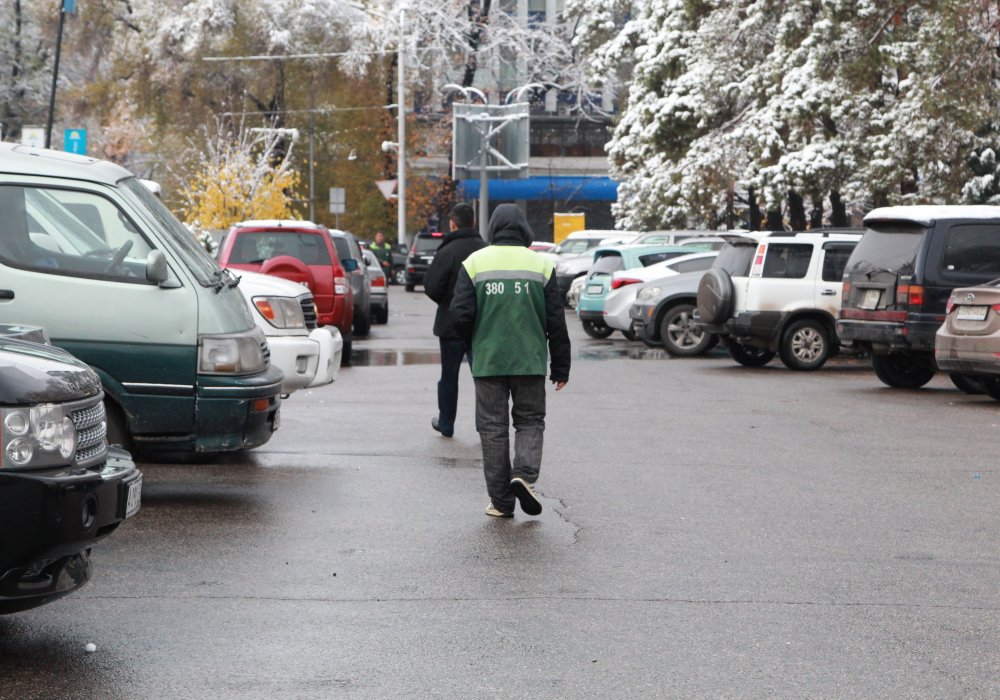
[763, 228, 863, 238]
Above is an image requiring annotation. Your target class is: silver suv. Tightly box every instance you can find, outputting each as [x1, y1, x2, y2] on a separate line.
[696, 230, 862, 370]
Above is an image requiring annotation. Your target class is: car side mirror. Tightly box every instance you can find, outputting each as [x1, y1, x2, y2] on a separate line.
[342, 258, 359, 273]
[146, 250, 169, 284]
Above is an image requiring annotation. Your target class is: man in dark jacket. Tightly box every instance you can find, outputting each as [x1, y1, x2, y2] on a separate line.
[450, 203, 571, 518]
[423, 203, 487, 438]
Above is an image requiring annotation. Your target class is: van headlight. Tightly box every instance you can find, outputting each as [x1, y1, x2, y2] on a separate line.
[198, 328, 268, 375]
[637, 286, 662, 301]
[252, 296, 305, 329]
[1, 404, 77, 469]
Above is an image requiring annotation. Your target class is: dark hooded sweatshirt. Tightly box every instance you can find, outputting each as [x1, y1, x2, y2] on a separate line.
[450, 204, 571, 382]
[422, 226, 487, 338]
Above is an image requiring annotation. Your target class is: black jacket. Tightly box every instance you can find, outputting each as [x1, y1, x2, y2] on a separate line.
[423, 227, 487, 338]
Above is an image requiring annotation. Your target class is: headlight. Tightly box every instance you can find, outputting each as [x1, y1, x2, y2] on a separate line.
[198, 327, 268, 375]
[1, 404, 77, 469]
[636, 286, 662, 301]
[253, 296, 305, 329]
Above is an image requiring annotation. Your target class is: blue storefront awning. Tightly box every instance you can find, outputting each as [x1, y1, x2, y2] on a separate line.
[458, 176, 619, 202]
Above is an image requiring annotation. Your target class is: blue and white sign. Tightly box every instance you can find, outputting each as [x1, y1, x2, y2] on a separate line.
[64, 128, 86, 155]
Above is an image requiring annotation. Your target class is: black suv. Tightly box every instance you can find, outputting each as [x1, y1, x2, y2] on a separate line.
[837, 206, 1000, 388]
[0, 325, 141, 613]
[404, 231, 444, 291]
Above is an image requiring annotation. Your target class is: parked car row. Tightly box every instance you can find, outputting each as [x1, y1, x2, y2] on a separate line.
[593, 207, 1000, 402]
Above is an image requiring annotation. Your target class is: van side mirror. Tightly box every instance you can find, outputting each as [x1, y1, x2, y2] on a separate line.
[146, 250, 169, 284]
[342, 258, 359, 273]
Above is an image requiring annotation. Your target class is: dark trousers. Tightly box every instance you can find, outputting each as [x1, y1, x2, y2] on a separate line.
[437, 337, 472, 433]
[474, 375, 546, 512]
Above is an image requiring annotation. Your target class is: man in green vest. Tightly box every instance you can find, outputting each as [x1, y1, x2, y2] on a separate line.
[450, 203, 571, 518]
[369, 230, 394, 282]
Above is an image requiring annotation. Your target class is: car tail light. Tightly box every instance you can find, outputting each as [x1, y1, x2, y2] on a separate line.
[946, 297, 956, 314]
[842, 280, 851, 305]
[611, 277, 642, 290]
[372, 276, 386, 287]
[896, 284, 925, 308]
[430, 232, 443, 237]
[992, 303, 1000, 313]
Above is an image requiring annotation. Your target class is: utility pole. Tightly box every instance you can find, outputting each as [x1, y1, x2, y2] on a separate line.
[45, 0, 74, 149]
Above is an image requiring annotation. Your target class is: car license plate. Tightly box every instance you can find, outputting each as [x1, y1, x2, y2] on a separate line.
[586, 284, 603, 295]
[957, 305, 989, 321]
[124, 476, 142, 519]
[859, 288, 881, 310]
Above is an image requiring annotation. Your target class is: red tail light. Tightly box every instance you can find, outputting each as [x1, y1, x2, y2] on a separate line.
[611, 277, 643, 290]
[896, 284, 925, 308]
[841, 281, 851, 304]
[946, 297, 955, 314]
[992, 303, 1000, 313]
[371, 276, 386, 287]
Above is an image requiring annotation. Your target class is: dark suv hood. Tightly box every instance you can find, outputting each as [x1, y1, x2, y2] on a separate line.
[0, 339, 102, 405]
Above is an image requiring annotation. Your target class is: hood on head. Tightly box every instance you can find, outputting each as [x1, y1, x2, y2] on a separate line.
[487, 204, 534, 246]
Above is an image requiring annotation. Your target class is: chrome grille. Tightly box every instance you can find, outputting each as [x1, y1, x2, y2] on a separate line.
[301, 297, 318, 330]
[70, 396, 108, 467]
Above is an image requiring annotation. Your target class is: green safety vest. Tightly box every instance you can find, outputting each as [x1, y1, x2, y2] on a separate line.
[461, 245, 555, 377]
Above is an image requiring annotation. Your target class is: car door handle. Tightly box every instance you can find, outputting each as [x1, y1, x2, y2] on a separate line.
[820, 289, 836, 296]
[0, 289, 13, 300]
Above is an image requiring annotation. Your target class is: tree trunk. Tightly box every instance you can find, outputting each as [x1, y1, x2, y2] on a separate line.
[810, 197, 824, 229]
[747, 188, 760, 231]
[788, 190, 807, 231]
[462, 1, 492, 88]
[766, 208, 783, 231]
[830, 191, 848, 227]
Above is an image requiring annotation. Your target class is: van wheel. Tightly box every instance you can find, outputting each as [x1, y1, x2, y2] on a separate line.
[779, 319, 831, 371]
[728, 341, 775, 367]
[871, 353, 934, 388]
[949, 373, 984, 395]
[582, 319, 614, 339]
[660, 303, 714, 357]
[104, 399, 134, 454]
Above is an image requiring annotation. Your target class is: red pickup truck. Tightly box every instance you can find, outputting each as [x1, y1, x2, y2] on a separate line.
[218, 220, 355, 358]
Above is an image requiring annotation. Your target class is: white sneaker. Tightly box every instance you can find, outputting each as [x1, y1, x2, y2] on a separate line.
[510, 478, 542, 516]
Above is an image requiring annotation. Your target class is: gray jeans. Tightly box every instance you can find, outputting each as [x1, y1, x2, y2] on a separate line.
[474, 375, 546, 512]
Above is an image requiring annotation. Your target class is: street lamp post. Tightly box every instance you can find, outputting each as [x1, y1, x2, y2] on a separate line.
[396, 5, 407, 247]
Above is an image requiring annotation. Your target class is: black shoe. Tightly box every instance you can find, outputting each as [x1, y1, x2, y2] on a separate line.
[510, 477, 542, 516]
[431, 417, 453, 438]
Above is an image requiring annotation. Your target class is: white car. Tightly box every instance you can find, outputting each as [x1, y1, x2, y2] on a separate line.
[603, 251, 718, 333]
[696, 230, 862, 370]
[236, 270, 342, 394]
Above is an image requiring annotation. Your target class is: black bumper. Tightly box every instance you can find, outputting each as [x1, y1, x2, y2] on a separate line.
[578, 309, 605, 323]
[837, 318, 938, 353]
[0, 447, 141, 614]
[698, 310, 785, 348]
[631, 301, 658, 345]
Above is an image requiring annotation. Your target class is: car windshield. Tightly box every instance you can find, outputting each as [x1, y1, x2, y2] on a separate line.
[231, 232, 332, 265]
[555, 239, 598, 255]
[415, 236, 442, 254]
[713, 241, 756, 276]
[592, 253, 623, 274]
[118, 177, 218, 285]
[844, 225, 926, 281]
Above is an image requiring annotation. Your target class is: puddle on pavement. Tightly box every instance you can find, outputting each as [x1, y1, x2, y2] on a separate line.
[577, 343, 670, 361]
[351, 349, 441, 366]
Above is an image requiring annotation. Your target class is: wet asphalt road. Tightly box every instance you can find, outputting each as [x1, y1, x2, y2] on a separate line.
[2, 286, 999, 698]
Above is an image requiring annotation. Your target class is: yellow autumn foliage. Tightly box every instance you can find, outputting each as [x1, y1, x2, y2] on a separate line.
[183, 164, 302, 230]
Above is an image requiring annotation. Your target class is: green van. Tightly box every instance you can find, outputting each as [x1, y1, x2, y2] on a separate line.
[0, 144, 282, 457]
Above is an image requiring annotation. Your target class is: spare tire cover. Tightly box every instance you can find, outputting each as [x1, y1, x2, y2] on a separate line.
[697, 269, 734, 325]
[261, 254, 317, 292]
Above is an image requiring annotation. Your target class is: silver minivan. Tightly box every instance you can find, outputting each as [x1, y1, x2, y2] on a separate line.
[0, 144, 283, 457]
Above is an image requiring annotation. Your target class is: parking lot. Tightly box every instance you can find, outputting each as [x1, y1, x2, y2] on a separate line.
[2, 287, 998, 698]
